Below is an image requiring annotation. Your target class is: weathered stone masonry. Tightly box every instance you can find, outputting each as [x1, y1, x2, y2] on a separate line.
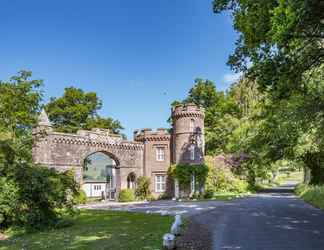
[33, 103, 205, 199]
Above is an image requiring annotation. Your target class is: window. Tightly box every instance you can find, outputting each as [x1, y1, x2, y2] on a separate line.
[190, 145, 195, 160]
[94, 185, 101, 190]
[156, 147, 165, 161]
[189, 119, 195, 132]
[155, 175, 166, 192]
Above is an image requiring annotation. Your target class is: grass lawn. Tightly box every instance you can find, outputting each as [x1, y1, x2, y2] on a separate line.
[181, 192, 251, 202]
[295, 184, 324, 210]
[275, 171, 304, 185]
[208, 192, 251, 201]
[0, 210, 173, 250]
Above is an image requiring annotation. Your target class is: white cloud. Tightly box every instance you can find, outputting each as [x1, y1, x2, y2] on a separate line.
[223, 72, 242, 84]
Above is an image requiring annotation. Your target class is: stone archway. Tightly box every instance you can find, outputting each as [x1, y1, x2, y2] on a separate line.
[82, 151, 120, 200]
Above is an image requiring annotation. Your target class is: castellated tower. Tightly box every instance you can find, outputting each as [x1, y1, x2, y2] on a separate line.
[171, 103, 205, 165]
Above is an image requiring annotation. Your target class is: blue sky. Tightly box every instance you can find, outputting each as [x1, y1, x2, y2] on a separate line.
[0, 0, 239, 139]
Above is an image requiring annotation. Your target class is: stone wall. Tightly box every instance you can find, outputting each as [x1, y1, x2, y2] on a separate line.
[33, 103, 206, 200]
[171, 103, 205, 165]
[33, 127, 144, 196]
[134, 128, 171, 196]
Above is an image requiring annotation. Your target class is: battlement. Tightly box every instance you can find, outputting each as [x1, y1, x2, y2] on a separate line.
[77, 128, 122, 139]
[171, 103, 205, 119]
[134, 128, 170, 142]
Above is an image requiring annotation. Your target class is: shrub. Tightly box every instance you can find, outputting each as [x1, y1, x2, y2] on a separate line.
[14, 165, 79, 229]
[295, 184, 324, 209]
[0, 177, 20, 227]
[73, 189, 87, 205]
[118, 189, 136, 202]
[169, 164, 209, 186]
[295, 183, 309, 196]
[0, 162, 79, 229]
[204, 155, 249, 196]
[135, 176, 151, 200]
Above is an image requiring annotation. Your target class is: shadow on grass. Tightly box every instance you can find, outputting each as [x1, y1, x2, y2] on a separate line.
[0, 210, 173, 250]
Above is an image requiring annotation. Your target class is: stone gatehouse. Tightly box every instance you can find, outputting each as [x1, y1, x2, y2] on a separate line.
[32, 103, 205, 200]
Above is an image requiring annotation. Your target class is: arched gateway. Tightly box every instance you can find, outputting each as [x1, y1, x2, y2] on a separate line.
[83, 152, 119, 199]
[33, 110, 143, 200]
[32, 104, 205, 200]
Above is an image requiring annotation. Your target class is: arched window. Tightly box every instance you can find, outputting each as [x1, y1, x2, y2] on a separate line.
[127, 172, 136, 189]
[190, 145, 195, 160]
[189, 119, 195, 132]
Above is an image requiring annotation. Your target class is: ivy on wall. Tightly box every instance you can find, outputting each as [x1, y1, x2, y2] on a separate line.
[168, 164, 209, 186]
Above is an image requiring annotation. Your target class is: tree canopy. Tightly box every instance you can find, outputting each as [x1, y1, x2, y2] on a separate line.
[45, 87, 123, 135]
[0, 71, 78, 229]
[211, 0, 324, 184]
[213, 0, 323, 96]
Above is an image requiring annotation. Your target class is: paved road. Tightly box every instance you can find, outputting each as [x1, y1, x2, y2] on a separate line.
[187, 186, 324, 250]
[80, 199, 228, 217]
[82, 186, 324, 249]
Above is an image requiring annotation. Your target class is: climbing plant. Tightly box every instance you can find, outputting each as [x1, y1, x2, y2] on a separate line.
[168, 164, 209, 186]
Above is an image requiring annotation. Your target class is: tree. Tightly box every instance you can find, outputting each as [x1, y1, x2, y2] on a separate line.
[173, 79, 241, 155]
[0, 71, 78, 229]
[213, 0, 324, 184]
[0, 71, 43, 138]
[45, 87, 123, 134]
[213, 0, 324, 96]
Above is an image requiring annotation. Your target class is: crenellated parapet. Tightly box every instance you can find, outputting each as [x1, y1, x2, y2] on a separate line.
[42, 127, 144, 151]
[134, 128, 171, 142]
[171, 103, 205, 119]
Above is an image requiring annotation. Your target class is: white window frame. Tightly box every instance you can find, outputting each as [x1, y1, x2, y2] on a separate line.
[190, 145, 195, 160]
[156, 147, 165, 161]
[155, 175, 166, 193]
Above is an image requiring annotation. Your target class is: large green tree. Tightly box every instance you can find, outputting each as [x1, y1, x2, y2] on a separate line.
[0, 71, 42, 138]
[45, 87, 123, 134]
[0, 71, 78, 228]
[213, 0, 323, 95]
[173, 79, 241, 155]
[213, 0, 324, 184]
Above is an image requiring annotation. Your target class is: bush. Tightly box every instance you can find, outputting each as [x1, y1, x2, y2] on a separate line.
[74, 189, 87, 205]
[0, 162, 79, 229]
[295, 183, 309, 196]
[204, 156, 249, 196]
[295, 184, 324, 209]
[15, 165, 78, 229]
[169, 164, 208, 186]
[0, 177, 20, 227]
[135, 176, 151, 200]
[118, 189, 136, 202]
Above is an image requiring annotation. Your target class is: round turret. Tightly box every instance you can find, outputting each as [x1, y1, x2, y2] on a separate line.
[171, 103, 205, 165]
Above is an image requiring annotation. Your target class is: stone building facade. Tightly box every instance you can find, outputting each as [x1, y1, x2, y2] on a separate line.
[32, 103, 205, 200]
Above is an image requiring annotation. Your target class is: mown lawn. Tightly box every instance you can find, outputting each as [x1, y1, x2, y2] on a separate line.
[0, 210, 173, 250]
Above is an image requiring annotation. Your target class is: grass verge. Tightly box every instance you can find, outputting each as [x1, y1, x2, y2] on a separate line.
[295, 184, 324, 210]
[0, 210, 173, 250]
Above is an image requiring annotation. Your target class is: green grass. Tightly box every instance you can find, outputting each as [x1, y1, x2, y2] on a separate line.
[0, 210, 173, 250]
[275, 171, 304, 185]
[211, 192, 250, 201]
[295, 184, 324, 210]
[182, 192, 251, 202]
